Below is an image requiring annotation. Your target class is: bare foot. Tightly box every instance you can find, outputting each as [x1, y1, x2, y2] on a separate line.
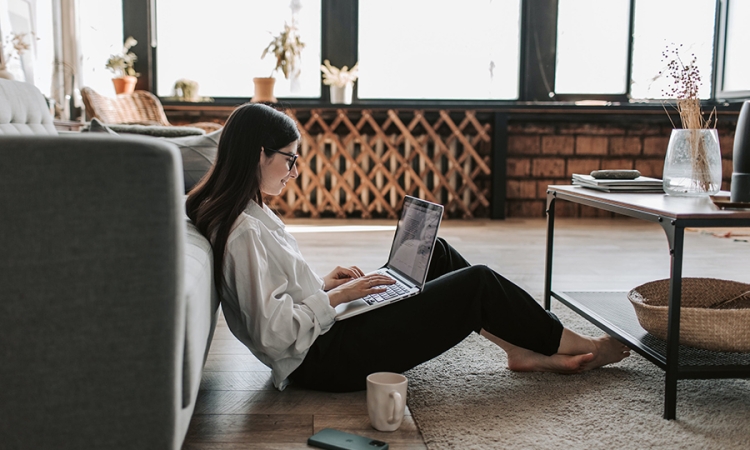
[505, 346, 597, 374]
[577, 336, 630, 371]
[481, 329, 630, 374]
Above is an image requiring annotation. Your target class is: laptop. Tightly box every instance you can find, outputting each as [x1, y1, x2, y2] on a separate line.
[335, 195, 444, 320]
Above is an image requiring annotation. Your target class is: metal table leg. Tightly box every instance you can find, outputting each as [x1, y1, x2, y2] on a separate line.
[661, 220, 685, 420]
[544, 191, 556, 311]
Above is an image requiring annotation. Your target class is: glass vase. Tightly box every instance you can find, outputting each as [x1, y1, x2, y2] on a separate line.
[662, 129, 722, 197]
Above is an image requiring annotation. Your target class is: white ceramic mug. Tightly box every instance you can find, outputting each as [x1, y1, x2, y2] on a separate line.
[366, 372, 407, 432]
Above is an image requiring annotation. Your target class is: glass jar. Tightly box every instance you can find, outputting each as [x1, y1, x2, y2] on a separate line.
[662, 129, 722, 196]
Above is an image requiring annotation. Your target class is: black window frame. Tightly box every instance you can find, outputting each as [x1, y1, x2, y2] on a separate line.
[124, 0, 748, 107]
[714, 0, 750, 101]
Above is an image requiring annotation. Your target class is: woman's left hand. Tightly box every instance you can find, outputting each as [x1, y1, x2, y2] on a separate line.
[323, 265, 365, 290]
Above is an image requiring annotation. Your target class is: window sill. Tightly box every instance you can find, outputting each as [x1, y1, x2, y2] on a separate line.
[161, 98, 744, 113]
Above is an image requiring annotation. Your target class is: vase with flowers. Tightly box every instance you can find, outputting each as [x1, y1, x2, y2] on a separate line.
[660, 44, 722, 196]
[0, 32, 32, 80]
[106, 36, 139, 95]
[321, 60, 359, 104]
[252, 22, 305, 103]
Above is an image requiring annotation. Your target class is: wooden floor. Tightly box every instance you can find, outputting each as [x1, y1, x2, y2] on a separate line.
[181, 217, 750, 449]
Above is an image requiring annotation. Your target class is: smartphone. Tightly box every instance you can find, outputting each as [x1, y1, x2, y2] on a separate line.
[307, 428, 388, 450]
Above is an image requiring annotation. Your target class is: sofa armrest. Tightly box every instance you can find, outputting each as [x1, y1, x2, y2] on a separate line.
[0, 135, 189, 449]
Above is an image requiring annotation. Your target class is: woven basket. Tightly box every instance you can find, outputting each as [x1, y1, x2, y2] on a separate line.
[627, 278, 750, 352]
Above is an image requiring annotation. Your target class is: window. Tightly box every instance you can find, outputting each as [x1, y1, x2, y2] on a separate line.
[721, 0, 750, 92]
[78, 0, 124, 96]
[2, 0, 38, 84]
[554, 0, 717, 100]
[155, 0, 321, 99]
[67, 0, 745, 104]
[554, 0, 630, 95]
[31, 0, 55, 98]
[357, 0, 521, 100]
[629, 0, 716, 100]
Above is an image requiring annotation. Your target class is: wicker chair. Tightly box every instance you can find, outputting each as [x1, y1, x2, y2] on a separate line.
[81, 87, 222, 134]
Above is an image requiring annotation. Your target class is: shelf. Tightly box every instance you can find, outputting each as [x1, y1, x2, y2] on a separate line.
[553, 291, 750, 377]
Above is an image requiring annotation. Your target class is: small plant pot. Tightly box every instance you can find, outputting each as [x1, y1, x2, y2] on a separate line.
[112, 76, 137, 95]
[251, 77, 277, 103]
[329, 84, 353, 104]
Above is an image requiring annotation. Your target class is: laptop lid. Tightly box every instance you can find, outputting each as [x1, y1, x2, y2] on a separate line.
[384, 196, 444, 286]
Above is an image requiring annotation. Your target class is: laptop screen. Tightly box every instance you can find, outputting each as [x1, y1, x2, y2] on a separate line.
[386, 196, 444, 285]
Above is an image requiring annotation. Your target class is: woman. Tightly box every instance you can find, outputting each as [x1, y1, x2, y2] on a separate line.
[186, 104, 629, 392]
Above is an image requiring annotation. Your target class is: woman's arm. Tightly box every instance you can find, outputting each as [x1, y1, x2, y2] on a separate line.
[226, 227, 336, 360]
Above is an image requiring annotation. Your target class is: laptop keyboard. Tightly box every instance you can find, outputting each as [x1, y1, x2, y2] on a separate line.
[362, 277, 411, 305]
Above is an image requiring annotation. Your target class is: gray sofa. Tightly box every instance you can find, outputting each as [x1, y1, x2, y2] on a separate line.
[0, 79, 219, 449]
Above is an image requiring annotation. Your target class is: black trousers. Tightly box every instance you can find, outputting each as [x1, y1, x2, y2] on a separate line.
[289, 238, 564, 392]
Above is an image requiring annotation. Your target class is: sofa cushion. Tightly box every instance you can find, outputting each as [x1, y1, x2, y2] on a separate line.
[181, 220, 219, 411]
[163, 131, 221, 192]
[84, 119, 221, 193]
[0, 79, 57, 135]
[82, 120, 205, 137]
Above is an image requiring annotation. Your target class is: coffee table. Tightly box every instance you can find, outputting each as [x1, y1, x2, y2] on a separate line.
[543, 185, 750, 419]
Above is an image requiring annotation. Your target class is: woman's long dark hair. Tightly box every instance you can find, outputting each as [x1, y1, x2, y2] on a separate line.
[186, 103, 300, 294]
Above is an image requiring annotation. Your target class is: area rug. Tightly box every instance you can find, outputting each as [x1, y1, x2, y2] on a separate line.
[404, 305, 750, 449]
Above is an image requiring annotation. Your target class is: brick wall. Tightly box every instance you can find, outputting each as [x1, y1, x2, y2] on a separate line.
[506, 118, 739, 218]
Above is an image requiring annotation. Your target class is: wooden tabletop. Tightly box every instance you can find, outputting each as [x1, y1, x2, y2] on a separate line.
[548, 185, 750, 220]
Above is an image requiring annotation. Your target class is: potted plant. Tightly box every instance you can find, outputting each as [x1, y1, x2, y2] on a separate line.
[106, 36, 139, 95]
[320, 59, 359, 104]
[173, 78, 200, 102]
[252, 22, 305, 103]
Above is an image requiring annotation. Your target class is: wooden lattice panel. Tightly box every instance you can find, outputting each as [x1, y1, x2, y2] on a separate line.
[268, 109, 493, 219]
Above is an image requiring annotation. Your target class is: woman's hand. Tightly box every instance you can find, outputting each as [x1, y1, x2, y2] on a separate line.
[327, 274, 397, 307]
[322, 265, 365, 291]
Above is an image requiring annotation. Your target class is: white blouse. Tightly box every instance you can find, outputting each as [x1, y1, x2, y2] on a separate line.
[220, 201, 337, 390]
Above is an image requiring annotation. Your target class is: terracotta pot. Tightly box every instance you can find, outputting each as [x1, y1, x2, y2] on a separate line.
[251, 77, 277, 103]
[112, 76, 137, 95]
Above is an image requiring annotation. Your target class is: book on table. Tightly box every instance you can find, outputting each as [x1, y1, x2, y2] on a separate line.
[571, 174, 664, 192]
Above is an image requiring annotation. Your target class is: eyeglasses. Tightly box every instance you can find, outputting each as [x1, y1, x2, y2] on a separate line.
[265, 147, 299, 171]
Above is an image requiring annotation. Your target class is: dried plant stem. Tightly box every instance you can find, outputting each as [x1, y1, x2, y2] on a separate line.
[678, 98, 702, 129]
[677, 98, 713, 191]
